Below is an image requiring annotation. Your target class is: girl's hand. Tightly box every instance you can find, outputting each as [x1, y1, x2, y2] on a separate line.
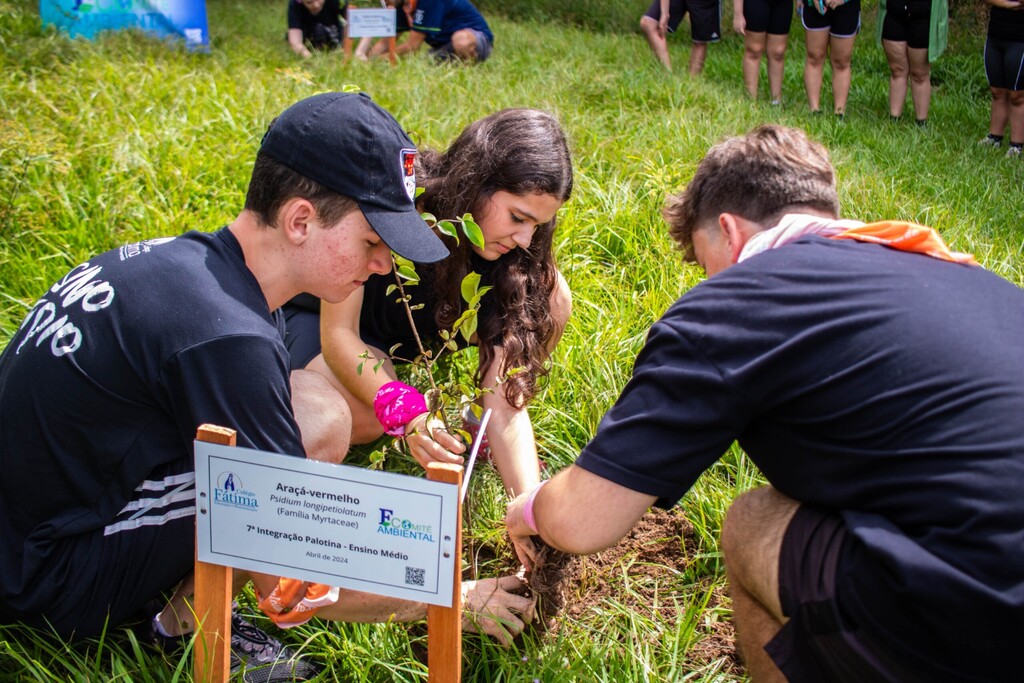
[461, 575, 536, 647]
[404, 412, 466, 469]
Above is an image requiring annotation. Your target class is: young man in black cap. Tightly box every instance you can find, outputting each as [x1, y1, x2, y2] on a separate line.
[506, 125, 1023, 681]
[0, 92, 534, 680]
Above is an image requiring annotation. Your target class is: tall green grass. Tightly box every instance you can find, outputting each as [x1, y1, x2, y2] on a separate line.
[1, 0, 1021, 680]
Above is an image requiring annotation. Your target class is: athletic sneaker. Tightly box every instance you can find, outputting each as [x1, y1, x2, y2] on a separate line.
[147, 610, 320, 682]
[229, 612, 321, 682]
[979, 135, 1003, 148]
[1006, 146, 1022, 159]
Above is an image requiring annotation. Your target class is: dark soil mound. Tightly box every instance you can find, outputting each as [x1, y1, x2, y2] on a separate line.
[522, 507, 743, 676]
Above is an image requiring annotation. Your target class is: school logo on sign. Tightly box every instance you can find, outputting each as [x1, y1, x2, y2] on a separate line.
[214, 472, 259, 510]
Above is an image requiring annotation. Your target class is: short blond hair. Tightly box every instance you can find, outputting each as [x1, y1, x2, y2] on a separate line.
[663, 125, 840, 261]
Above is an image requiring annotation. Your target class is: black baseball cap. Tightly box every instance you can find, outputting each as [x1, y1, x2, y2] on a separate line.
[259, 92, 448, 263]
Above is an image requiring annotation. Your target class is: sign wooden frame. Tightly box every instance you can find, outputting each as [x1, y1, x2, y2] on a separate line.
[192, 424, 463, 682]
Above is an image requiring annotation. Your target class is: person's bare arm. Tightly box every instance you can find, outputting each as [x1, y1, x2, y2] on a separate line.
[287, 28, 312, 57]
[505, 465, 656, 569]
[733, 0, 746, 34]
[476, 270, 571, 498]
[396, 30, 427, 55]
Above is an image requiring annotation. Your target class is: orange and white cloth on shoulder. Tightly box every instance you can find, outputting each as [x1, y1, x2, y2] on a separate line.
[256, 578, 340, 628]
[738, 214, 978, 266]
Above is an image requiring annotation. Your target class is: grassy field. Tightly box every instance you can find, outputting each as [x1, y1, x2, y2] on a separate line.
[1, 0, 1021, 680]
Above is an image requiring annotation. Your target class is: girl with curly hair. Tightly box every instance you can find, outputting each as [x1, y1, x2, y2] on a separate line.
[283, 108, 574, 497]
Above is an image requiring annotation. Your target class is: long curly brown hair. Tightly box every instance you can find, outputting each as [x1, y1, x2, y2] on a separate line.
[416, 109, 574, 409]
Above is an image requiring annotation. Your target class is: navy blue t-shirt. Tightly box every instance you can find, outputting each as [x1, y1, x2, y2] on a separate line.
[0, 229, 304, 611]
[576, 237, 1024, 680]
[411, 0, 492, 48]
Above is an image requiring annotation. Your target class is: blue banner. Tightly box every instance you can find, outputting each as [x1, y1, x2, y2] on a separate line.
[40, 0, 210, 51]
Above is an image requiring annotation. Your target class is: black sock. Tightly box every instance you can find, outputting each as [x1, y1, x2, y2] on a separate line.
[988, 133, 1005, 143]
[1010, 142, 1023, 150]
[916, 118, 927, 127]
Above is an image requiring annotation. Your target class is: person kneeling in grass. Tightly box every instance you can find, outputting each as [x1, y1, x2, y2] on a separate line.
[0, 92, 534, 683]
[394, 0, 493, 63]
[506, 125, 1024, 681]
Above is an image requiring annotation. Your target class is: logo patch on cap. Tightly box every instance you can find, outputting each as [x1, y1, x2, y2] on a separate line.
[401, 149, 417, 202]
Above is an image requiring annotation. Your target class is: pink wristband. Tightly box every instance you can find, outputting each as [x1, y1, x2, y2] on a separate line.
[373, 381, 428, 437]
[521, 480, 548, 535]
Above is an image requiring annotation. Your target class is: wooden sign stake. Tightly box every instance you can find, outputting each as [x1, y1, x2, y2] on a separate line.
[426, 462, 463, 683]
[194, 424, 236, 683]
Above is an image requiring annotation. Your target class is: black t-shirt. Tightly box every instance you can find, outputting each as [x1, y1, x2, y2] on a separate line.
[0, 229, 304, 610]
[989, 6, 1024, 42]
[576, 237, 1024, 680]
[288, 0, 345, 47]
[359, 255, 497, 363]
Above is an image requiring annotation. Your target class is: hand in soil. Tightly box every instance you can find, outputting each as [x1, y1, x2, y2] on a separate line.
[460, 574, 536, 647]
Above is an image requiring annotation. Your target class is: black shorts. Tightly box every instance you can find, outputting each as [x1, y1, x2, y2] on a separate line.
[765, 505, 920, 682]
[743, 0, 793, 36]
[283, 301, 323, 371]
[802, 0, 861, 38]
[881, 0, 931, 49]
[2, 458, 196, 640]
[985, 36, 1024, 90]
[644, 0, 722, 43]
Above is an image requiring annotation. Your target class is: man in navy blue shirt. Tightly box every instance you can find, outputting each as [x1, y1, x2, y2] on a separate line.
[506, 125, 1024, 681]
[395, 0, 493, 63]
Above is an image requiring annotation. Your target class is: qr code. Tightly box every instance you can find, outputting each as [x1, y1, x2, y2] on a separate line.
[405, 566, 425, 587]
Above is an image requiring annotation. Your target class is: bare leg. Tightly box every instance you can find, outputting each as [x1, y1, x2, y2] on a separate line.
[990, 87, 1010, 136]
[907, 47, 931, 121]
[303, 350, 393, 445]
[688, 41, 709, 76]
[720, 486, 800, 682]
[743, 31, 768, 99]
[766, 33, 789, 103]
[829, 34, 856, 114]
[1009, 90, 1024, 143]
[883, 39, 909, 117]
[804, 29, 830, 111]
[450, 28, 479, 62]
[290, 368, 352, 464]
[641, 16, 673, 70]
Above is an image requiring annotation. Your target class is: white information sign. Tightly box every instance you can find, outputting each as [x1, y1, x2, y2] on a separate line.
[195, 441, 457, 607]
[347, 8, 397, 38]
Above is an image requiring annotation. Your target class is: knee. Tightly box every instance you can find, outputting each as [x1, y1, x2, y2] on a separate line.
[451, 29, 478, 59]
[640, 16, 657, 36]
[767, 45, 787, 63]
[830, 54, 851, 71]
[805, 50, 825, 67]
[888, 62, 908, 79]
[909, 65, 930, 84]
[1009, 90, 1024, 108]
[291, 369, 352, 464]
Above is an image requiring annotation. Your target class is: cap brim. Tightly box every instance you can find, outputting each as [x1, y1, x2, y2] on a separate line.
[361, 203, 449, 264]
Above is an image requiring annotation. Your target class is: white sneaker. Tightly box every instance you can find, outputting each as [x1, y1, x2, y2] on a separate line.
[978, 135, 1002, 147]
[1006, 146, 1022, 158]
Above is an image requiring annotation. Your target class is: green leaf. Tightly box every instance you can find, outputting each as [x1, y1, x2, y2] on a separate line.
[356, 361, 364, 375]
[393, 254, 415, 271]
[458, 310, 478, 343]
[397, 265, 420, 283]
[373, 358, 386, 372]
[437, 220, 459, 244]
[470, 285, 493, 308]
[420, 211, 437, 225]
[389, 343, 403, 355]
[386, 284, 397, 296]
[460, 271, 482, 304]
[415, 187, 425, 198]
[410, 303, 425, 311]
[461, 214, 484, 248]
